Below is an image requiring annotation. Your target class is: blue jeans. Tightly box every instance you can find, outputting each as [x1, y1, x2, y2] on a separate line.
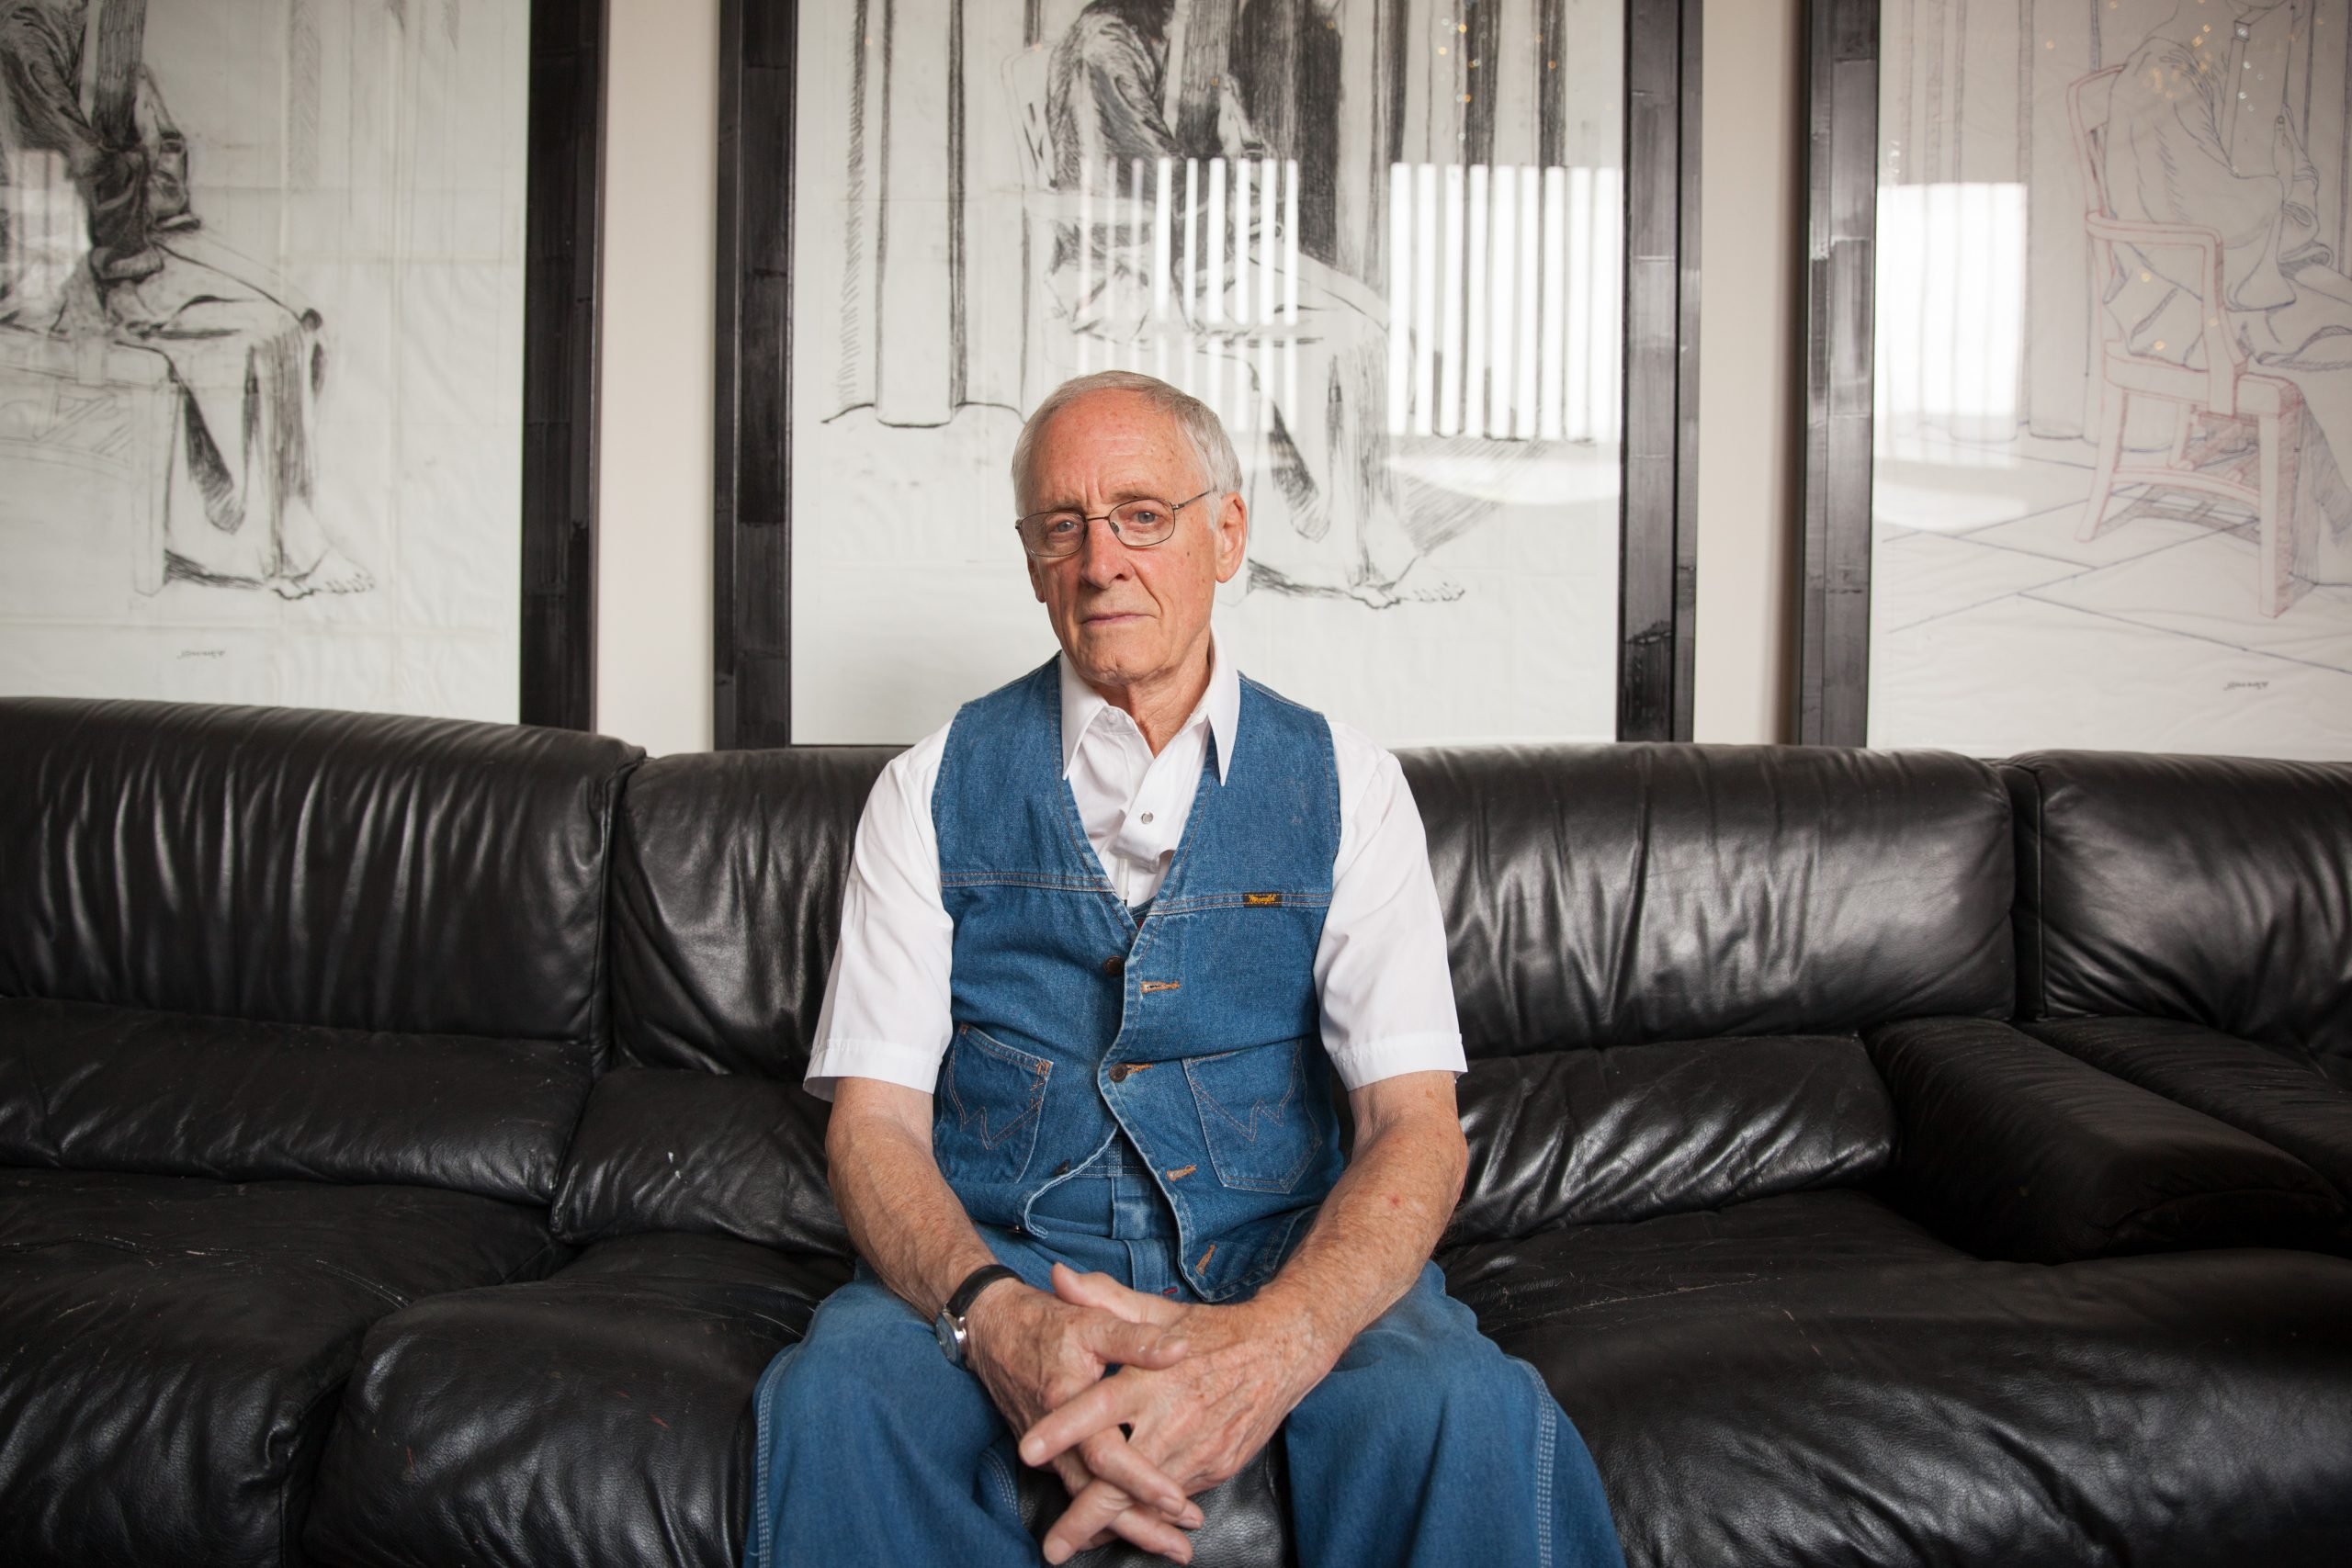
[743, 1139, 1625, 1568]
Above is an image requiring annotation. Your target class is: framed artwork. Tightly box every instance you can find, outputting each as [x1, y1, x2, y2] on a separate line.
[0, 0, 602, 729]
[715, 0, 1700, 748]
[1802, 0, 2352, 759]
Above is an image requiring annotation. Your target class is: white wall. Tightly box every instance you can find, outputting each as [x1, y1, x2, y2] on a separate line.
[1692, 0, 1804, 744]
[594, 0, 718, 755]
[594, 0, 1807, 752]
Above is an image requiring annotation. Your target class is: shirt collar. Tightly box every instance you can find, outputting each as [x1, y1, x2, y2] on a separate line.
[1057, 627, 1239, 784]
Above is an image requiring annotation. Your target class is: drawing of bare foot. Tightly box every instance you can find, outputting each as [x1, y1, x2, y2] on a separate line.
[1350, 557, 1464, 607]
[272, 546, 375, 599]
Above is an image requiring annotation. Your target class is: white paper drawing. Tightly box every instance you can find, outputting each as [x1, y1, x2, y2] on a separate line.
[789, 0, 1627, 746]
[0, 0, 528, 719]
[1871, 0, 2352, 760]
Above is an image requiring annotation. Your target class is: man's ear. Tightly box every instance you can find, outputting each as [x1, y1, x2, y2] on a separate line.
[1212, 491, 1249, 585]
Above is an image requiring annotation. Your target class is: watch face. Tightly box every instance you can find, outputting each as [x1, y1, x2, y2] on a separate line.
[933, 1311, 961, 1366]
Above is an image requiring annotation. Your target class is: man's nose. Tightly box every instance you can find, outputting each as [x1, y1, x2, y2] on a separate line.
[1073, 516, 1135, 582]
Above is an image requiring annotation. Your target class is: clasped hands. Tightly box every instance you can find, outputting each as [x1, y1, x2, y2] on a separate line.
[964, 1261, 1327, 1565]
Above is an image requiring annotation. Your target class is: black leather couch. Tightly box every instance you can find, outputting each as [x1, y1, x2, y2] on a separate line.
[3, 697, 2349, 1568]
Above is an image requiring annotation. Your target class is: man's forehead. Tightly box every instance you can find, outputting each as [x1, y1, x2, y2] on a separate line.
[1020, 398, 1203, 501]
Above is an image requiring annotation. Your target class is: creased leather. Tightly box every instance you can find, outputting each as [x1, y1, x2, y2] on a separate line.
[609, 747, 897, 1077]
[2004, 751, 2352, 1077]
[1401, 744, 2014, 1055]
[552, 1067, 848, 1256]
[0, 997, 590, 1203]
[1447, 1035, 1894, 1246]
[303, 1233, 851, 1568]
[0, 1169, 561, 1568]
[0, 697, 642, 1043]
[2030, 1016, 2352, 1201]
[1868, 1016, 2347, 1260]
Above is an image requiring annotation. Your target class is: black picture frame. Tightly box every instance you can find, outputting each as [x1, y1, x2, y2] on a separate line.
[715, 0, 1701, 749]
[1796, 0, 1875, 748]
[519, 0, 607, 732]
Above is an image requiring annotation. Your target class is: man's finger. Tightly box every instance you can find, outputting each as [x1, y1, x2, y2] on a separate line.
[1052, 1261, 1187, 1326]
[1022, 1375, 1140, 1468]
[1046, 1478, 1193, 1566]
[1079, 1427, 1199, 1523]
[1082, 1314, 1189, 1371]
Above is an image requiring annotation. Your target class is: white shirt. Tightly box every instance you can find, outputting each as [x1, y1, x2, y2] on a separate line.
[804, 633, 1466, 1099]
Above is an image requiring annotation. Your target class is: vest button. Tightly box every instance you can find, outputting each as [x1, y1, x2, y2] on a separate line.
[1107, 1062, 1135, 1082]
[1102, 954, 1125, 976]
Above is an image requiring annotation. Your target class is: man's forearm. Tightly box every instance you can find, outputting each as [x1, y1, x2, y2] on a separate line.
[828, 1095, 1001, 1323]
[1246, 1073, 1467, 1372]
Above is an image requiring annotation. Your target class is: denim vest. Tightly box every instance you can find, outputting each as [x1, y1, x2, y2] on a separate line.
[930, 658, 1345, 1303]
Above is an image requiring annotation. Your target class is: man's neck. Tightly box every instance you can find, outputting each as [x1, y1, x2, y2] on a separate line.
[1089, 637, 1215, 756]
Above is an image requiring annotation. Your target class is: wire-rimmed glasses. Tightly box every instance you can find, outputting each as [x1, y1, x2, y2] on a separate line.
[1013, 489, 1217, 558]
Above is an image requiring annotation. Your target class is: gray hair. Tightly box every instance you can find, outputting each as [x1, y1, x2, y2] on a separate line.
[1010, 371, 1244, 510]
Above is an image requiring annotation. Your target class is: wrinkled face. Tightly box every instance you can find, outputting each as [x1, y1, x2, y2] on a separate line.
[1019, 390, 1248, 693]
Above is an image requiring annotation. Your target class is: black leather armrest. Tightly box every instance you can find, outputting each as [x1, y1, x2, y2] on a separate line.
[1865, 1017, 2346, 1262]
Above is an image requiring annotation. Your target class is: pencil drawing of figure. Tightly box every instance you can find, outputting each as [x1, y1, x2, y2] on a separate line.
[2101, 0, 2352, 587]
[1041, 0, 1453, 608]
[0, 0, 371, 599]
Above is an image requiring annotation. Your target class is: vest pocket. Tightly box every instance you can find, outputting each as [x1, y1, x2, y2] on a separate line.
[1182, 1037, 1324, 1194]
[934, 1025, 1052, 1186]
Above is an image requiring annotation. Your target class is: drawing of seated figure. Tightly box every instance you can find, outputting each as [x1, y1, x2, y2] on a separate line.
[0, 0, 370, 599]
[1041, 0, 1457, 606]
[2101, 0, 2352, 589]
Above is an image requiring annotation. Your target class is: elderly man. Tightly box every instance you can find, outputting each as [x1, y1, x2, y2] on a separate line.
[743, 370, 1623, 1568]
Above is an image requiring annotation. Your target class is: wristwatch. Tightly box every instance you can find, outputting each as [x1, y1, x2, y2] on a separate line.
[933, 1263, 1020, 1368]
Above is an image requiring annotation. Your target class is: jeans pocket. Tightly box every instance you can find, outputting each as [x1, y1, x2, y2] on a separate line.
[1182, 1037, 1323, 1194]
[934, 1024, 1051, 1186]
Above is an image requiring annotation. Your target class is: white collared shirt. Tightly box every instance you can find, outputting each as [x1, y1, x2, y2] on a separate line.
[804, 633, 1466, 1098]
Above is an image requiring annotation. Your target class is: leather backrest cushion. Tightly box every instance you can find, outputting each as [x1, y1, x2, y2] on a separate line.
[1401, 744, 2014, 1055]
[0, 998, 588, 1202]
[2006, 752, 2352, 1074]
[0, 698, 642, 1042]
[608, 748, 897, 1077]
[1446, 1034, 1895, 1246]
[551, 1066, 848, 1255]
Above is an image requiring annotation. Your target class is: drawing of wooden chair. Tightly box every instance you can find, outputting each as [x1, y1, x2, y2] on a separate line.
[2068, 64, 2300, 617]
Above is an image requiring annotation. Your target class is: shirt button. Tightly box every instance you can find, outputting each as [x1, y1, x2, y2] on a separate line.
[1139, 811, 1154, 823]
[1102, 954, 1125, 976]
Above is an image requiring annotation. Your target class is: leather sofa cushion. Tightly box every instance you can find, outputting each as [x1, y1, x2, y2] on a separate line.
[2004, 750, 2352, 1077]
[1474, 1228, 2352, 1568]
[0, 697, 641, 1042]
[0, 998, 591, 1202]
[1868, 1017, 2346, 1261]
[2030, 1016, 2352, 1201]
[552, 1067, 848, 1255]
[1448, 1035, 1894, 1246]
[1402, 744, 2014, 1056]
[608, 747, 895, 1077]
[0, 1168, 561, 1568]
[305, 1233, 850, 1568]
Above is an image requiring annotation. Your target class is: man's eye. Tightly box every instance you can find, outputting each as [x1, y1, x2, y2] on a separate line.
[1044, 515, 1082, 536]
[1125, 509, 1164, 527]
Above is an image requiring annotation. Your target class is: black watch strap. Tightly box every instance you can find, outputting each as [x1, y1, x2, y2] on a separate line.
[945, 1263, 1020, 1322]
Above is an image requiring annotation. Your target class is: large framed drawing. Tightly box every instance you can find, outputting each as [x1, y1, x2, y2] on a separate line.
[0, 0, 602, 729]
[716, 0, 1700, 748]
[1802, 0, 2352, 758]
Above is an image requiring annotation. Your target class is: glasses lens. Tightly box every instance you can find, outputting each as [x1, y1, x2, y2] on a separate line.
[1110, 499, 1179, 546]
[1021, 513, 1086, 557]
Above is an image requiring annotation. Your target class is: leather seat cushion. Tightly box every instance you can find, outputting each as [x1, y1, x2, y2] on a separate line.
[1457, 1205, 2352, 1568]
[305, 1232, 851, 1568]
[2030, 1016, 2352, 1200]
[0, 1168, 561, 1568]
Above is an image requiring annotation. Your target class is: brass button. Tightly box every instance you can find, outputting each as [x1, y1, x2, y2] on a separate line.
[1054, 1160, 1072, 1176]
[1102, 954, 1125, 976]
[1107, 1063, 1135, 1083]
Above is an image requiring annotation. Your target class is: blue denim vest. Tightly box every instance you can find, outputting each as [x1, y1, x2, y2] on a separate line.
[930, 658, 1345, 1303]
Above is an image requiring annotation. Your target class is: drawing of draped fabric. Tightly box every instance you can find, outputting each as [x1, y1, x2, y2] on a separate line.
[2101, 13, 2352, 587]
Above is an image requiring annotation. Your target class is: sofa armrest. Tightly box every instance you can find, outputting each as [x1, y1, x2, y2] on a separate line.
[1865, 1017, 2346, 1261]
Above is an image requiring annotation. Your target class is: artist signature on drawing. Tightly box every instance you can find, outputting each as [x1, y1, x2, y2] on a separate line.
[2222, 680, 2269, 692]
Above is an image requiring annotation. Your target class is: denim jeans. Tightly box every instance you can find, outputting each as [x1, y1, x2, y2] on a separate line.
[743, 1138, 1625, 1568]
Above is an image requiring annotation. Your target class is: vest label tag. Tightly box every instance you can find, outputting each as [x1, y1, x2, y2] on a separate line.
[1243, 892, 1283, 907]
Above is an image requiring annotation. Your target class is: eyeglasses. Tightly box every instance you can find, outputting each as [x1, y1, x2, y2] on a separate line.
[1013, 489, 1217, 559]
